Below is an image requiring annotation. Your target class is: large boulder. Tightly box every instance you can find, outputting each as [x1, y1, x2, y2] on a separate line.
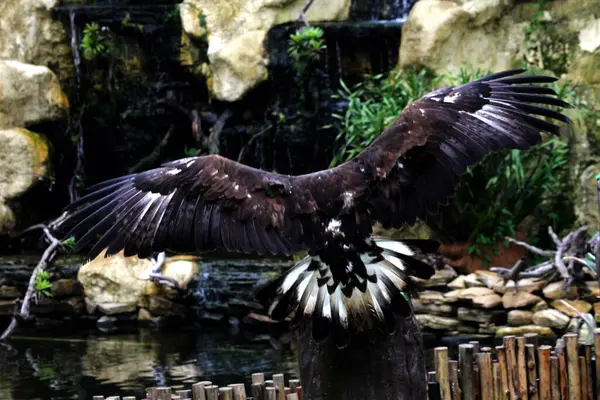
[0, 128, 50, 234]
[180, 0, 351, 101]
[0, 60, 69, 129]
[0, 0, 73, 83]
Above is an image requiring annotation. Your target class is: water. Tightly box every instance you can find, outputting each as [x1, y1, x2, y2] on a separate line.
[0, 328, 298, 400]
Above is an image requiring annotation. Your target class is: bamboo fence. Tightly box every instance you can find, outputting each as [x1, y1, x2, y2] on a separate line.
[91, 331, 600, 400]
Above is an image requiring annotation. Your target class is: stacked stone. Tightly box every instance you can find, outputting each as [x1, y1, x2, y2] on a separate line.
[414, 267, 598, 339]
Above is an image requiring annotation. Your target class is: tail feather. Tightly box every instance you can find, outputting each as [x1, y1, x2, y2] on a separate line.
[255, 237, 437, 348]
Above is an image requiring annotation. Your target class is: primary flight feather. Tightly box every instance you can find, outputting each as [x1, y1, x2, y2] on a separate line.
[54, 69, 571, 348]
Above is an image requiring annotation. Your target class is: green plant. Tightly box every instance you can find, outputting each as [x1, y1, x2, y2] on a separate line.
[288, 26, 326, 73]
[80, 22, 111, 60]
[34, 270, 53, 298]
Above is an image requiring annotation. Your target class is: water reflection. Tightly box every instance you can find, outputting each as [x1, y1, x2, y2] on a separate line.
[0, 328, 298, 400]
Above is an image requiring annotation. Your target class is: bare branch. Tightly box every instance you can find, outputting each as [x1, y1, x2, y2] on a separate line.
[297, 0, 315, 26]
[504, 236, 554, 257]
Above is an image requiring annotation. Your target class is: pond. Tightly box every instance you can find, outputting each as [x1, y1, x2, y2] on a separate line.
[0, 327, 299, 400]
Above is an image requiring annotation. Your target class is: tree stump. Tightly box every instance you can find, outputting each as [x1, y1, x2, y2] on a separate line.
[296, 310, 426, 400]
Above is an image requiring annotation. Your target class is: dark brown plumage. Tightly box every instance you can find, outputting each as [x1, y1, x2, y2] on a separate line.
[54, 69, 571, 348]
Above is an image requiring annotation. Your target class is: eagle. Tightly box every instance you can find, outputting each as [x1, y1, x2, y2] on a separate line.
[54, 69, 571, 348]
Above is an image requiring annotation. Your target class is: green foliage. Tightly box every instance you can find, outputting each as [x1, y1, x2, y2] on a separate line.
[34, 270, 53, 298]
[330, 67, 576, 265]
[288, 26, 326, 73]
[80, 23, 111, 60]
[61, 236, 76, 250]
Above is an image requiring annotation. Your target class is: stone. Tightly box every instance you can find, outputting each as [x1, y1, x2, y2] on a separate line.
[50, 279, 83, 299]
[180, 0, 350, 101]
[464, 273, 485, 288]
[532, 309, 570, 330]
[0, 128, 50, 235]
[473, 294, 503, 309]
[96, 315, 118, 330]
[0, 60, 69, 129]
[457, 307, 504, 324]
[97, 303, 137, 315]
[584, 281, 599, 297]
[456, 324, 478, 334]
[542, 281, 578, 300]
[448, 275, 468, 289]
[242, 312, 278, 326]
[479, 323, 498, 334]
[496, 325, 555, 338]
[0, 0, 73, 83]
[575, 164, 600, 232]
[161, 255, 199, 289]
[0, 285, 20, 298]
[475, 270, 503, 289]
[84, 297, 97, 314]
[551, 299, 592, 317]
[493, 278, 546, 294]
[143, 295, 186, 317]
[444, 287, 496, 303]
[416, 314, 461, 331]
[418, 267, 457, 288]
[508, 310, 533, 326]
[419, 290, 446, 305]
[502, 291, 542, 309]
[77, 250, 154, 306]
[0, 299, 17, 315]
[532, 300, 549, 312]
[413, 299, 455, 316]
[137, 308, 153, 321]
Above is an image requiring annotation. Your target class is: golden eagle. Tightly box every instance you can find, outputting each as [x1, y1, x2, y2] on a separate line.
[55, 69, 571, 348]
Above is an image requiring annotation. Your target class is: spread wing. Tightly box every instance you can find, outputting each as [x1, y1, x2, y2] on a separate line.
[54, 69, 571, 261]
[54, 154, 368, 260]
[359, 69, 571, 229]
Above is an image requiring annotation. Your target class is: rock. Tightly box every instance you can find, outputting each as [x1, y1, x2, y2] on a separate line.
[84, 297, 97, 314]
[180, 0, 350, 101]
[77, 251, 154, 306]
[532, 309, 570, 330]
[0, 299, 17, 315]
[0, 285, 20, 298]
[502, 291, 542, 309]
[456, 324, 478, 334]
[96, 315, 119, 330]
[137, 308, 153, 321]
[143, 295, 186, 317]
[97, 303, 137, 315]
[0, 128, 50, 235]
[532, 300, 548, 312]
[50, 279, 83, 299]
[542, 281, 578, 300]
[479, 323, 498, 334]
[444, 287, 496, 303]
[508, 310, 533, 326]
[551, 299, 592, 317]
[575, 164, 600, 232]
[584, 281, 599, 297]
[242, 312, 279, 326]
[457, 307, 504, 324]
[493, 278, 546, 294]
[0, 60, 69, 129]
[31, 296, 85, 315]
[473, 294, 503, 309]
[464, 273, 485, 288]
[419, 290, 446, 305]
[161, 256, 199, 290]
[0, 0, 73, 83]
[448, 275, 468, 289]
[496, 325, 555, 338]
[418, 266, 457, 288]
[475, 270, 503, 289]
[413, 299, 455, 316]
[416, 314, 460, 330]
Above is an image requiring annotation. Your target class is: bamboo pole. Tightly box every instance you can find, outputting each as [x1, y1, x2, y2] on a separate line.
[449, 360, 461, 400]
[435, 347, 452, 400]
[477, 352, 494, 400]
[565, 333, 581, 400]
[219, 387, 233, 400]
[273, 374, 285, 400]
[517, 337, 529, 400]
[526, 344, 538, 400]
[584, 344, 594, 400]
[192, 381, 212, 400]
[504, 336, 520, 400]
[460, 344, 476, 400]
[494, 362, 502, 400]
[580, 357, 588, 400]
[550, 357, 559, 400]
[266, 387, 277, 400]
[538, 345, 551, 400]
[177, 389, 192, 399]
[555, 341, 569, 400]
[206, 386, 219, 400]
[497, 346, 510, 400]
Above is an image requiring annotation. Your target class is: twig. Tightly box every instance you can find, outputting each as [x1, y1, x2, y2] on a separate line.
[237, 125, 273, 162]
[504, 236, 554, 257]
[553, 228, 573, 280]
[490, 258, 527, 292]
[128, 125, 174, 174]
[548, 226, 562, 247]
[208, 109, 232, 155]
[297, 0, 314, 26]
[1, 227, 64, 341]
[147, 252, 183, 291]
